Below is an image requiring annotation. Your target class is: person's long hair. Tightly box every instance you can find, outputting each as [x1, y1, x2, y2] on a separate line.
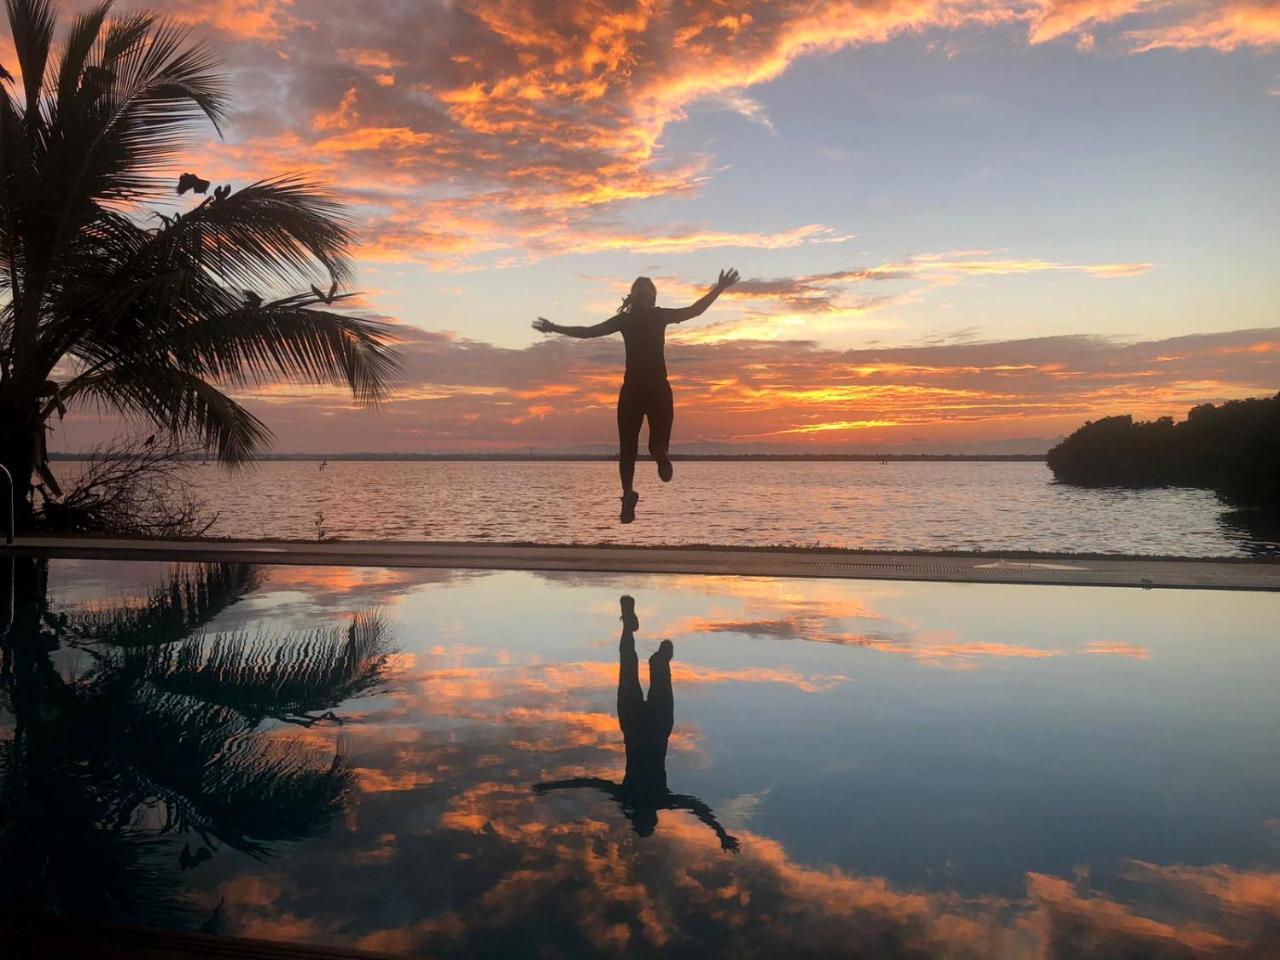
[619, 277, 656, 314]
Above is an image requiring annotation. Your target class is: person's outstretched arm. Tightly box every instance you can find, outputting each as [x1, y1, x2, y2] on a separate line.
[532, 316, 623, 339]
[662, 268, 740, 325]
[668, 793, 741, 852]
[533, 776, 618, 796]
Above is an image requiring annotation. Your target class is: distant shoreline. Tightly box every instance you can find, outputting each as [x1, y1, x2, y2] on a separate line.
[48, 452, 1048, 463]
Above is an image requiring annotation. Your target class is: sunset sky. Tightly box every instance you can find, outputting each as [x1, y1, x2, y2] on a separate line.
[39, 0, 1280, 453]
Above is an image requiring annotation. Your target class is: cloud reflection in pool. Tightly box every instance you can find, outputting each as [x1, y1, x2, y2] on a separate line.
[3, 558, 1277, 957]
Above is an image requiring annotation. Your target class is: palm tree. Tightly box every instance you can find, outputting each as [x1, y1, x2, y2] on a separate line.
[0, 0, 400, 530]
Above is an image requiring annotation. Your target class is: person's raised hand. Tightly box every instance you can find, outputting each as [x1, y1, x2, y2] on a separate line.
[532, 317, 555, 333]
[717, 268, 740, 290]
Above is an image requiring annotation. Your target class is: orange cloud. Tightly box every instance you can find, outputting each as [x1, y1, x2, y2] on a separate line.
[1024, 871, 1238, 954]
[339, 48, 405, 71]
[554, 224, 850, 255]
[318, 761, 1280, 958]
[1027, 0, 1162, 43]
[902, 254, 1153, 279]
[56, 324, 1279, 453]
[1129, 0, 1280, 51]
[313, 87, 359, 131]
[159, 0, 298, 41]
[121, 0, 1268, 268]
[1024, 0, 1280, 51]
[1085, 640, 1151, 659]
[1124, 860, 1280, 914]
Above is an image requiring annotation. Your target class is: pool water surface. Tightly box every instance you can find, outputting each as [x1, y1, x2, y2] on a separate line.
[1, 558, 1278, 957]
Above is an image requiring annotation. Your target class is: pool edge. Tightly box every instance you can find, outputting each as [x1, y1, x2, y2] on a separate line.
[5, 538, 1279, 591]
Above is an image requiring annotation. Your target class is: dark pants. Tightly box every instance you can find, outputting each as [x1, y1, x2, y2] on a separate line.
[617, 377, 673, 492]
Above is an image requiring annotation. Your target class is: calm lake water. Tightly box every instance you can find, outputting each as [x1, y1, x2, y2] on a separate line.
[157, 459, 1275, 556]
[3, 558, 1278, 957]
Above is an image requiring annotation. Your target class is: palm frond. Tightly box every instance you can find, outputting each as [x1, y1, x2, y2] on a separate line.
[50, 195, 396, 410]
[167, 304, 400, 405]
[6, 0, 56, 116]
[53, 0, 109, 109]
[139, 612, 394, 724]
[66, 363, 270, 463]
[105, 14, 225, 131]
[136, 177, 356, 289]
[63, 562, 258, 649]
[69, 682, 352, 858]
[98, 9, 150, 64]
[45, 12, 226, 207]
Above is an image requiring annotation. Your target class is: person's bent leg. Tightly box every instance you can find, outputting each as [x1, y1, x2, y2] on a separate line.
[648, 639, 675, 740]
[648, 379, 675, 482]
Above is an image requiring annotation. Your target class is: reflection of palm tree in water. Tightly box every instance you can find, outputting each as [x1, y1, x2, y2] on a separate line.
[534, 596, 739, 852]
[0, 558, 395, 926]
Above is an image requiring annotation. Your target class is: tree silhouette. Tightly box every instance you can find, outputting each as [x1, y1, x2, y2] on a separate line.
[1047, 392, 1280, 512]
[0, 0, 400, 530]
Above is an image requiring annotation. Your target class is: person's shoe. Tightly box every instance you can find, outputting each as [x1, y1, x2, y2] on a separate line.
[653, 638, 674, 661]
[620, 490, 639, 523]
[620, 595, 639, 631]
[656, 454, 673, 483]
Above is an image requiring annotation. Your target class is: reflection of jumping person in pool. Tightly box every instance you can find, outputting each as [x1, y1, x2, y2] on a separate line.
[532, 270, 740, 524]
[533, 596, 740, 852]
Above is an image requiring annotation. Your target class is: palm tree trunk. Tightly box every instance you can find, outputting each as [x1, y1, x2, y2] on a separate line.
[0, 393, 38, 534]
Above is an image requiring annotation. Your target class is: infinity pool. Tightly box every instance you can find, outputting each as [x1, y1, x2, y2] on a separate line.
[2, 558, 1278, 957]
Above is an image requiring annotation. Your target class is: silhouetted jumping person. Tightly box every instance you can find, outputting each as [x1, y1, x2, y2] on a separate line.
[533, 270, 740, 523]
[533, 596, 739, 851]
